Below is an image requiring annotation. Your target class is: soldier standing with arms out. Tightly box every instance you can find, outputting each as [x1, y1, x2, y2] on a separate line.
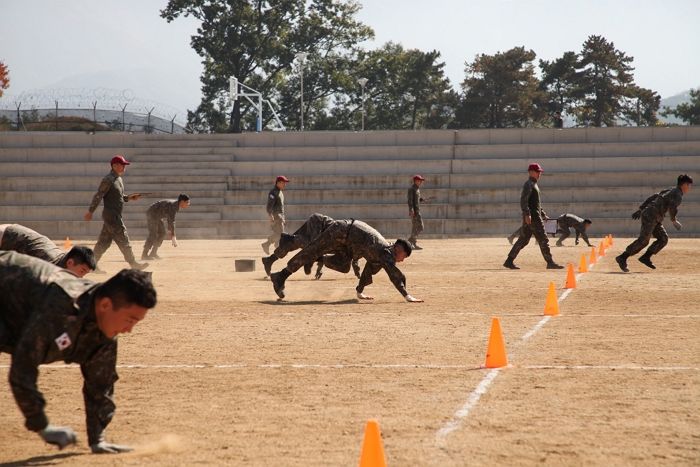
[0, 250, 157, 453]
[141, 194, 191, 260]
[0, 223, 96, 277]
[616, 174, 693, 272]
[504, 163, 564, 270]
[84, 155, 148, 271]
[261, 175, 288, 254]
[555, 214, 593, 247]
[408, 174, 426, 250]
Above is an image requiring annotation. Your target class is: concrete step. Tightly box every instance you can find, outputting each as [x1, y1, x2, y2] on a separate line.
[0, 191, 225, 206]
[0, 205, 223, 221]
[0, 147, 134, 162]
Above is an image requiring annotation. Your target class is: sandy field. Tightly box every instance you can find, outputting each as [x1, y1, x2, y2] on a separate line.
[1, 237, 698, 466]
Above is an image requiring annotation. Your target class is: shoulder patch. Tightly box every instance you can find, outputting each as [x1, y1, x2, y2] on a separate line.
[54, 332, 72, 351]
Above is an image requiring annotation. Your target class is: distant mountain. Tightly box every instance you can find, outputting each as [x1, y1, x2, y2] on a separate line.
[659, 88, 698, 125]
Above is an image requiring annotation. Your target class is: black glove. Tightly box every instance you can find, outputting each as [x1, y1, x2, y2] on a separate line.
[632, 209, 641, 220]
[39, 425, 77, 449]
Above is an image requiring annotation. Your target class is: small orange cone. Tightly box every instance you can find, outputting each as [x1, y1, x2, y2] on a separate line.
[598, 242, 606, 257]
[544, 281, 559, 316]
[578, 253, 588, 273]
[609, 234, 613, 246]
[564, 263, 577, 289]
[63, 237, 72, 250]
[484, 317, 508, 368]
[589, 246, 597, 265]
[358, 419, 387, 467]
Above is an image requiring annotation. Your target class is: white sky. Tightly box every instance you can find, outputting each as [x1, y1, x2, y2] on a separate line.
[1, 0, 698, 119]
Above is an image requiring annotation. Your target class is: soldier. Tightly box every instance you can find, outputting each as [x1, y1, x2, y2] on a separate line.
[616, 174, 693, 272]
[84, 155, 148, 272]
[261, 212, 361, 280]
[269, 219, 423, 302]
[0, 250, 157, 453]
[261, 175, 289, 254]
[407, 174, 426, 250]
[141, 194, 191, 260]
[0, 223, 96, 277]
[555, 214, 593, 247]
[504, 163, 564, 270]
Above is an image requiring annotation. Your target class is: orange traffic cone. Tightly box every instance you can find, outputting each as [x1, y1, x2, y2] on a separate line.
[63, 237, 72, 250]
[609, 234, 614, 246]
[358, 420, 387, 467]
[484, 317, 508, 368]
[589, 246, 597, 265]
[544, 281, 559, 316]
[598, 242, 606, 257]
[578, 253, 588, 273]
[564, 263, 576, 289]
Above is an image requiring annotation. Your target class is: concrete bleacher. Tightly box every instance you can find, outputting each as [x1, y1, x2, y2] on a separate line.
[0, 127, 698, 240]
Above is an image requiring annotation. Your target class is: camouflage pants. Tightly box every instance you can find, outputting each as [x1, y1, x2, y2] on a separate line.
[624, 216, 668, 257]
[507, 216, 554, 264]
[265, 215, 285, 248]
[143, 217, 166, 255]
[93, 211, 137, 265]
[272, 213, 326, 259]
[409, 213, 424, 244]
[286, 221, 351, 273]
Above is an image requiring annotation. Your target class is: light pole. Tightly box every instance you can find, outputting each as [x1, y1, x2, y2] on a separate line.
[357, 77, 368, 131]
[295, 52, 308, 131]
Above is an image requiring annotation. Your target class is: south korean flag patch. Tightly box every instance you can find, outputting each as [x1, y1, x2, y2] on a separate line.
[54, 332, 72, 351]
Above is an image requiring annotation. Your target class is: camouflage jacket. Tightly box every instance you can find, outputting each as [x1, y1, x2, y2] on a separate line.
[407, 184, 424, 214]
[557, 213, 590, 244]
[520, 177, 547, 219]
[266, 186, 285, 218]
[0, 224, 66, 266]
[88, 170, 129, 215]
[640, 187, 684, 222]
[147, 199, 180, 234]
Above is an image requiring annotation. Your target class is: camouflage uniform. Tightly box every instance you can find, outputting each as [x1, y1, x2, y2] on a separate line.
[506, 176, 556, 264]
[0, 224, 69, 267]
[142, 199, 180, 258]
[0, 251, 118, 446]
[407, 183, 424, 246]
[263, 186, 285, 249]
[88, 170, 139, 266]
[556, 213, 592, 246]
[284, 220, 408, 297]
[622, 187, 684, 258]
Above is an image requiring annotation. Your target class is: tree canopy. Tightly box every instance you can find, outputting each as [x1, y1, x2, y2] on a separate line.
[0, 61, 9, 98]
[661, 88, 700, 125]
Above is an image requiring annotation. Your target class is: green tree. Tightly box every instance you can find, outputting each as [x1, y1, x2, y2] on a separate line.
[0, 61, 9, 98]
[539, 51, 580, 123]
[661, 88, 700, 125]
[161, 0, 372, 132]
[621, 85, 660, 126]
[458, 47, 545, 128]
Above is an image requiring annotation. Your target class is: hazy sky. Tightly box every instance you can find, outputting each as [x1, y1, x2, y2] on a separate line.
[1, 0, 698, 121]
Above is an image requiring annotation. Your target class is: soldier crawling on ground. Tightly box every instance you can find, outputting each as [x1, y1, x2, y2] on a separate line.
[507, 214, 593, 247]
[141, 194, 191, 260]
[269, 218, 423, 302]
[0, 223, 96, 277]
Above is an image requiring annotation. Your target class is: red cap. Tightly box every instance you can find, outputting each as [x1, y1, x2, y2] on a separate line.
[528, 163, 544, 173]
[110, 155, 131, 166]
[413, 174, 426, 181]
[276, 175, 289, 183]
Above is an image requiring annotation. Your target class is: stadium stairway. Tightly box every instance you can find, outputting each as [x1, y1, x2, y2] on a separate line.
[0, 127, 699, 240]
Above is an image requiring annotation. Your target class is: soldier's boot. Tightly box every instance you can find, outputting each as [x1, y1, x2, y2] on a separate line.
[270, 268, 291, 299]
[615, 253, 629, 273]
[351, 259, 361, 279]
[546, 261, 564, 270]
[638, 253, 656, 269]
[555, 240, 564, 247]
[314, 258, 324, 280]
[262, 255, 276, 277]
[503, 257, 519, 270]
[130, 261, 150, 271]
[261, 241, 270, 255]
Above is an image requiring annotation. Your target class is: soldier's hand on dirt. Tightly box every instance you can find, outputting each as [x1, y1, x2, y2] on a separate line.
[404, 294, 423, 303]
[171, 236, 178, 247]
[672, 220, 682, 231]
[631, 209, 641, 220]
[84, 211, 93, 221]
[39, 425, 77, 449]
[91, 441, 133, 454]
[356, 292, 374, 300]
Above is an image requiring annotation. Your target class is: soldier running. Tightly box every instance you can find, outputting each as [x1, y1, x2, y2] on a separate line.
[407, 174, 426, 250]
[504, 163, 564, 270]
[269, 219, 423, 302]
[141, 194, 191, 260]
[84, 155, 148, 272]
[0, 223, 96, 277]
[261, 175, 288, 254]
[555, 214, 593, 247]
[616, 174, 693, 272]
[262, 212, 361, 280]
[0, 250, 157, 453]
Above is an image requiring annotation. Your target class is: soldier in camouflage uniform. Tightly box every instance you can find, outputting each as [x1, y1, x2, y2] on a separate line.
[261, 175, 288, 254]
[0, 223, 96, 277]
[0, 250, 157, 453]
[84, 155, 148, 271]
[261, 212, 361, 279]
[616, 174, 693, 272]
[141, 194, 191, 260]
[504, 163, 563, 270]
[407, 174, 426, 250]
[269, 219, 423, 302]
[555, 214, 593, 247]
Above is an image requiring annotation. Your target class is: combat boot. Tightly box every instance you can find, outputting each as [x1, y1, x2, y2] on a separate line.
[270, 269, 290, 299]
[615, 253, 629, 273]
[262, 256, 275, 277]
[546, 262, 564, 269]
[638, 253, 656, 269]
[503, 258, 519, 270]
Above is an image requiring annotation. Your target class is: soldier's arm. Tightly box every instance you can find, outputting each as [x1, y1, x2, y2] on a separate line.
[266, 192, 276, 216]
[167, 206, 177, 235]
[383, 263, 409, 298]
[88, 178, 112, 213]
[520, 182, 533, 216]
[355, 261, 382, 294]
[407, 189, 417, 212]
[668, 191, 683, 222]
[81, 339, 118, 446]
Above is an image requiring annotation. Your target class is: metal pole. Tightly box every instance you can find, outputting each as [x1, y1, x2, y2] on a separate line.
[15, 102, 21, 131]
[55, 100, 59, 131]
[295, 52, 308, 131]
[121, 104, 127, 131]
[357, 78, 368, 131]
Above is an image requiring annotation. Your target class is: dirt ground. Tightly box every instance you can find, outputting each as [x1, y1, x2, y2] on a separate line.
[1, 237, 698, 466]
